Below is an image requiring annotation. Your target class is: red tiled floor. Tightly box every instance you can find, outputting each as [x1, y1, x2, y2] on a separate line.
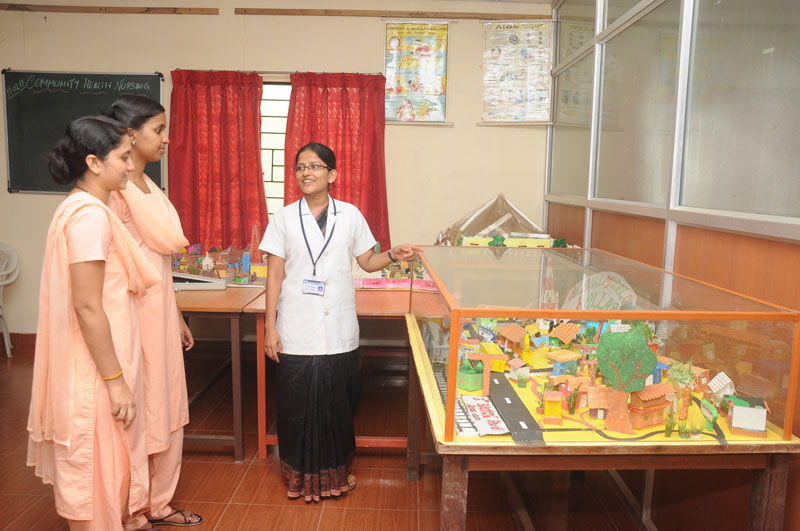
[183, 437, 261, 465]
[322, 467, 417, 510]
[3, 492, 69, 531]
[231, 463, 295, 505]
[171, 461, 249, 504]
[353, 409, 407, 437]
[350, 447, 408, 470]
[419, 509, 520, 531]
[0, 494, 40, 528]
[215, 504, 322, 531]
[318, 507, 418, 530]
[0, 453, 52, 496]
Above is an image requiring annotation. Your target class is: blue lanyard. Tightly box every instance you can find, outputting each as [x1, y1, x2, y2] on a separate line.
[299, 198, 337, 277]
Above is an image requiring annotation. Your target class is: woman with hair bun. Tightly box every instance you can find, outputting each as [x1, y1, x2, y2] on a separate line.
[106, 95, 201, 528]
[27, 115, 162, 530]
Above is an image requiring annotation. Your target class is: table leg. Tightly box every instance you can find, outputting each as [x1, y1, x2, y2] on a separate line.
[407, 356, 421, 481]
[231, 315, 243, 462]
[747, 453, 789, 531]
[441, 455, 468, 531]
[256, 314, 267, 460]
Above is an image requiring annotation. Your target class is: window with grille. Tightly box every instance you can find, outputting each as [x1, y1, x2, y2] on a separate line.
[260, 83, 291, 216]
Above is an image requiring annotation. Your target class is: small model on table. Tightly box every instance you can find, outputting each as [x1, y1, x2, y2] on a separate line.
[495, 323, 528, 356]
[725, 396, 770, 438]
[546, 349, 582, 377]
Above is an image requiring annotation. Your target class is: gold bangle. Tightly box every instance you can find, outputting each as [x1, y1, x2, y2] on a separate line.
[102, 368, 123, 381]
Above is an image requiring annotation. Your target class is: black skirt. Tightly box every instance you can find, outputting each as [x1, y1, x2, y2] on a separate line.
[276, 349, 361, 501]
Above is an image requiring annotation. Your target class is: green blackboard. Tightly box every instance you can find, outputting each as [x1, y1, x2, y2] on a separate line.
[3, 70, 163, 193]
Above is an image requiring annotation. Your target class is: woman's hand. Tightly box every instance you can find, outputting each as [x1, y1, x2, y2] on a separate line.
[390, 244, 421, 262]
[105, 377, 137, 428]
[265, 324, 282, 363]
[179, 317, 194, 350]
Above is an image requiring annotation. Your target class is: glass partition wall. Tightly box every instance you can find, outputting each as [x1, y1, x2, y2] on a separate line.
[548, 0, 800, 245]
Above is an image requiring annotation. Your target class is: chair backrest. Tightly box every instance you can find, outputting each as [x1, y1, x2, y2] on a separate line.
[0, 242, 20, 287]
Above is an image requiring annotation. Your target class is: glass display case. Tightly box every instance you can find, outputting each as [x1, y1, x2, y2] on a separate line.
[407, 246, 800, 446]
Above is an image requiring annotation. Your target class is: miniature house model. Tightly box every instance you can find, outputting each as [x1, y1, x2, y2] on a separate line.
[708, 371, 735, 402]
[726, 396, 769, 438]
[559, 376, 590, 409]
[480, 341, 508, 372]
[628, 383, 674, 430]
[507, 357, 530, 382]
[549, 322, 581, 347]
[648, 357, 671, 385]
[495, 323, 528, 355]
[546, 349, 582, 376]
[423, 320, 449, 365]
[588, 386, 614, 420]
[543, 391, 563, 425]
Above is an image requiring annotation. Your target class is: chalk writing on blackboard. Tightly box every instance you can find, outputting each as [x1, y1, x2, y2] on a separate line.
[3, 70, 162, 193]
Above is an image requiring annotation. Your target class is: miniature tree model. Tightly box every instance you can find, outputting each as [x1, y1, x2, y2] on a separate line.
[533, 381, 547, 413]
[566, 382, 583, 415]
[668, 360, 694, 420]
[582, 326, 597, 344]
[630, 320, 656, 342]
[664, 406, 678, 437]
[488, 235, 506, 247]
[596, 329, 658, 434]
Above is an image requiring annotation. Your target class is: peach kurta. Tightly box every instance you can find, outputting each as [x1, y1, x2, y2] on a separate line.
[27, 193, 160, 522]
[109, 176, 190, 454]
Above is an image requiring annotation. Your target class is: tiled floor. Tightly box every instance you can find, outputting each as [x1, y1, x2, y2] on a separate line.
[1, 341, 640, 530]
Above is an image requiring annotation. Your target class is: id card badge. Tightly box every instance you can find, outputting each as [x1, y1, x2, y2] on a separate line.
[302, 279, 326, 296]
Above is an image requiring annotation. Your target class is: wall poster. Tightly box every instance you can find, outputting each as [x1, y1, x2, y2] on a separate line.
[385, 22, 448, 122]
[482, 21, 552, 122]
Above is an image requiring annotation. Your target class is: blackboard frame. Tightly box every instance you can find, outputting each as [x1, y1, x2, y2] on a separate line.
[3, 69, 163, 193]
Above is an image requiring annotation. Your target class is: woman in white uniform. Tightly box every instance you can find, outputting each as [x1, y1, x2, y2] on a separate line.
[260, 142, 416, 502]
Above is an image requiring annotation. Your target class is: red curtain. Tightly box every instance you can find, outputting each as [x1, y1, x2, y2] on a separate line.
[285, 73, 390, 250]
[169, 70, 268, 250]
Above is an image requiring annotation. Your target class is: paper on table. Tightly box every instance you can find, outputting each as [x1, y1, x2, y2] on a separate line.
[461, 395, 509, 436]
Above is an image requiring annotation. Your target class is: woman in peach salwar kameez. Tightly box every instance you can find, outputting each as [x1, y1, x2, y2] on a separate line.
[27, 116, 162, 530]
[108, 95, 202, 528]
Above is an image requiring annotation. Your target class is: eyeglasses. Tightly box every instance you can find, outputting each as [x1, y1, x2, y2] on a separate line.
[294, 164, 331, 173]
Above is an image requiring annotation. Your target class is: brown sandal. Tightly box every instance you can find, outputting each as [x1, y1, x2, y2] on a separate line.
[347, 474, 357, 490]
[148, 508, 203, 527]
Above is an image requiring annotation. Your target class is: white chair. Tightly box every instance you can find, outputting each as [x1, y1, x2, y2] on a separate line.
[0, 243, 20, 357]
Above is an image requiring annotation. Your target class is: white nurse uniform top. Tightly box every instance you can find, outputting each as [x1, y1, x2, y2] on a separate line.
[259, 195, 376, 355]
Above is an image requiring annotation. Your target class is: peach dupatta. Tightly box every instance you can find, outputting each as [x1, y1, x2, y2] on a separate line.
[27, 194, 161, 448]
[114, 175, 189, 254]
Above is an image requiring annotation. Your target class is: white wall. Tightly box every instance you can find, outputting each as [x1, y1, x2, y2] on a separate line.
[0, 0, 550, 332]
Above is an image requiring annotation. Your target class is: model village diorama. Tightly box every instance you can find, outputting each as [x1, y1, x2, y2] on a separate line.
[417, 258, 795, 445]
[170, 225, 267, 285]
[171, 224, 428, 288]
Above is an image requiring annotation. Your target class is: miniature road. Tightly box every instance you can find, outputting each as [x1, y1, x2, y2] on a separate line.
[490, 375, 544, 444]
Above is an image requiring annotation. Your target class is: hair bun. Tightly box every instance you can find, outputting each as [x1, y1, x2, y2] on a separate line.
[47, 138, 74, 185]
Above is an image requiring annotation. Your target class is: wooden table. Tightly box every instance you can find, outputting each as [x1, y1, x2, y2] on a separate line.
[404, 320, 800, 531]
[176, 286, 264, 462]
[244, 288, 416, 459]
